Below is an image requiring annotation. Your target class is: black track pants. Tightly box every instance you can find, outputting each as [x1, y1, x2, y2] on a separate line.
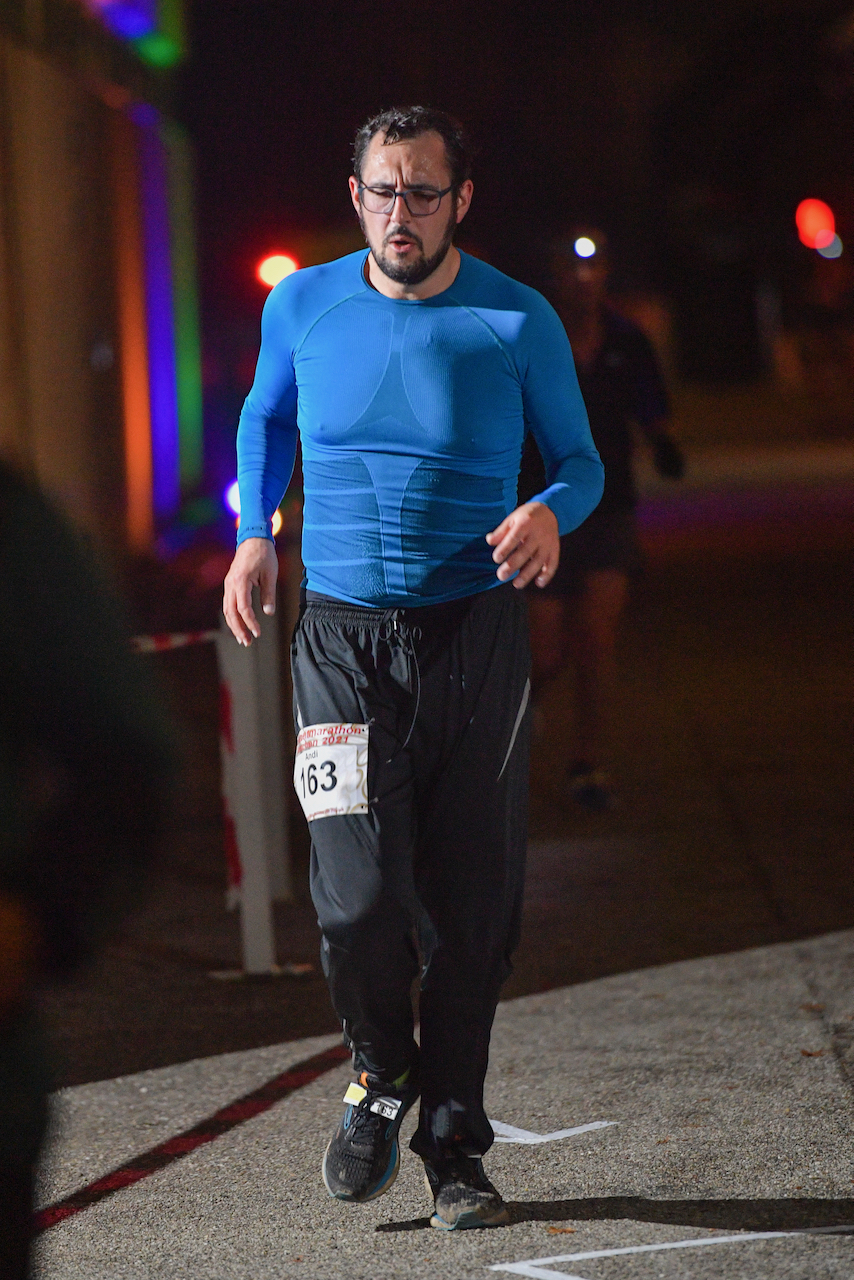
[291, 582, 531, 1160]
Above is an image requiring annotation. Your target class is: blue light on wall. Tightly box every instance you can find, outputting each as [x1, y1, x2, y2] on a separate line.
[136, 110, 180, 517]
[88, 1, 157, 40]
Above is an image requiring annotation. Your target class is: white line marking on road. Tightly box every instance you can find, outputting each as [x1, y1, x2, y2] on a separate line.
[490, 1120, 617, 1145]
[492, 1267, 587, 1280]
[489, 1225, 854, 1279]
[491, 1265, 588, 1280]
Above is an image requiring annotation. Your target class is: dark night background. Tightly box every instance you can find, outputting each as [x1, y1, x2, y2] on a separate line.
[179, 0, 854, 397]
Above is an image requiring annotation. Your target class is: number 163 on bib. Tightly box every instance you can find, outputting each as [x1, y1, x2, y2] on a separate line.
[294, 723, 369, 822]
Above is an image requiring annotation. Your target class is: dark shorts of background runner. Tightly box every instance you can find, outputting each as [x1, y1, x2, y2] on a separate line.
[291, 582, 531, 1161]
[543, 507, 645, 597]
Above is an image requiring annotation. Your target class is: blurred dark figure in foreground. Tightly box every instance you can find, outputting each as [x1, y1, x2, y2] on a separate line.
[0, 462, 174, 1277]
[521, 231, 685, 810]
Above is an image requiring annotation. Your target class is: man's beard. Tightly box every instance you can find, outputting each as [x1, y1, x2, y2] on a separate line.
[361, 210, 457, 286]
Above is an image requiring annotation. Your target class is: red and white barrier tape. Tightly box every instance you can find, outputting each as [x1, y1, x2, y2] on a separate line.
[131, 629, 218, 654]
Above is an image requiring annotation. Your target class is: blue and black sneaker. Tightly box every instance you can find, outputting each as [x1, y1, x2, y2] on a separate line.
[322, 1066, 419, 1203]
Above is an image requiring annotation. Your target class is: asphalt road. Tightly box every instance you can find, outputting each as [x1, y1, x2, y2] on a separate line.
[34, 932, 854, 1278]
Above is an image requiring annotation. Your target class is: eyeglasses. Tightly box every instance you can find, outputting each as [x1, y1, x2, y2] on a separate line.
[357, 183, 454, 217]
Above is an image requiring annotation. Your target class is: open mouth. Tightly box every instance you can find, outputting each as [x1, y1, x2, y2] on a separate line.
[386, 232, 421, 253]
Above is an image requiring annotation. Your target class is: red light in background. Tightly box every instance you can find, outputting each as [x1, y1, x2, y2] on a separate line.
[795, 199, 835, 249]
[257, 254, 299, 288]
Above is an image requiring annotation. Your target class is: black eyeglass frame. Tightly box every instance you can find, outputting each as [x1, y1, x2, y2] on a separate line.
[356, 183, 455, 217]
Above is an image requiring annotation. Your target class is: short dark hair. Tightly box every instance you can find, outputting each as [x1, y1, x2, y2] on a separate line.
[352, 106, 473, 190]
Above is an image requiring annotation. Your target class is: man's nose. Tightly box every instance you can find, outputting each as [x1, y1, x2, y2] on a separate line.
[390, 191, 412, 220]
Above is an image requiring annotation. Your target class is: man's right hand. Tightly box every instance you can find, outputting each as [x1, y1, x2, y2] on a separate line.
[223, 537, 279, 645]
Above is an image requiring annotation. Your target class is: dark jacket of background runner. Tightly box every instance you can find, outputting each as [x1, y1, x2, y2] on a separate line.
[520, 309, 671, 512]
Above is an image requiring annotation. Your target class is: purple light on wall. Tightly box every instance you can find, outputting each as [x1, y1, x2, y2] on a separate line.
[136, 110, 180, 518]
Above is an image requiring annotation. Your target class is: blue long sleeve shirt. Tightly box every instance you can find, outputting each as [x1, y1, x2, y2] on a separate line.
[236, 248, 603, 607]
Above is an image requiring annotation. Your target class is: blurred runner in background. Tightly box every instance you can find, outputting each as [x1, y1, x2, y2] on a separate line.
[520, 230, 685, 811]
[0, 462, 174, 1278]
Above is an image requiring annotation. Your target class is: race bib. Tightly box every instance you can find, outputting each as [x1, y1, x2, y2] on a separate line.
[293, 723, 369, 822]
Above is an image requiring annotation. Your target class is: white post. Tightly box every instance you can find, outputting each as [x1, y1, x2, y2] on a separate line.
[254, 602, 293, 904]
[216, 590, 291, 974]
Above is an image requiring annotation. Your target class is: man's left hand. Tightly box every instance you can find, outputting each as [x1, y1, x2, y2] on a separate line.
[486, 502, 560, 589]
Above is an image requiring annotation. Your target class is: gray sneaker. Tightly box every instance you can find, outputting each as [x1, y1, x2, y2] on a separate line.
[423, 1154, 510, 1230]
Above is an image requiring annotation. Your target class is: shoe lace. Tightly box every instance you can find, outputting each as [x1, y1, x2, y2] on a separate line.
[347, 1093, 389, 1143]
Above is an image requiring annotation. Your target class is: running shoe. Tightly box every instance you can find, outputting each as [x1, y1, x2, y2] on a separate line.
[568, 762, 616, 812]
[423, 1153, 510, 1230]
[322, 1067, 418, 1203]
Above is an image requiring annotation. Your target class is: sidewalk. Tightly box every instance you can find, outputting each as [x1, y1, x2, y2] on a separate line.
[34, 930, 854, 1279]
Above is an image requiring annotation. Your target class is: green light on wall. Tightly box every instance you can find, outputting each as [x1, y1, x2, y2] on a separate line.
[162, 121, 203, 491]
[132, 0, 185, 67]
[133, 32, 180, 67]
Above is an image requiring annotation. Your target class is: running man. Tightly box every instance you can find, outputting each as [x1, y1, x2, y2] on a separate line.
[223, 107, 603, 1230]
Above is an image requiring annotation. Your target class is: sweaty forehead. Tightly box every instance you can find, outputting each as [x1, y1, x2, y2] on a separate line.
[362, 131, 451, 185]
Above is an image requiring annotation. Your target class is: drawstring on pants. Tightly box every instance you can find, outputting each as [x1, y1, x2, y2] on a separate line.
[379, 610, 423, 752]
